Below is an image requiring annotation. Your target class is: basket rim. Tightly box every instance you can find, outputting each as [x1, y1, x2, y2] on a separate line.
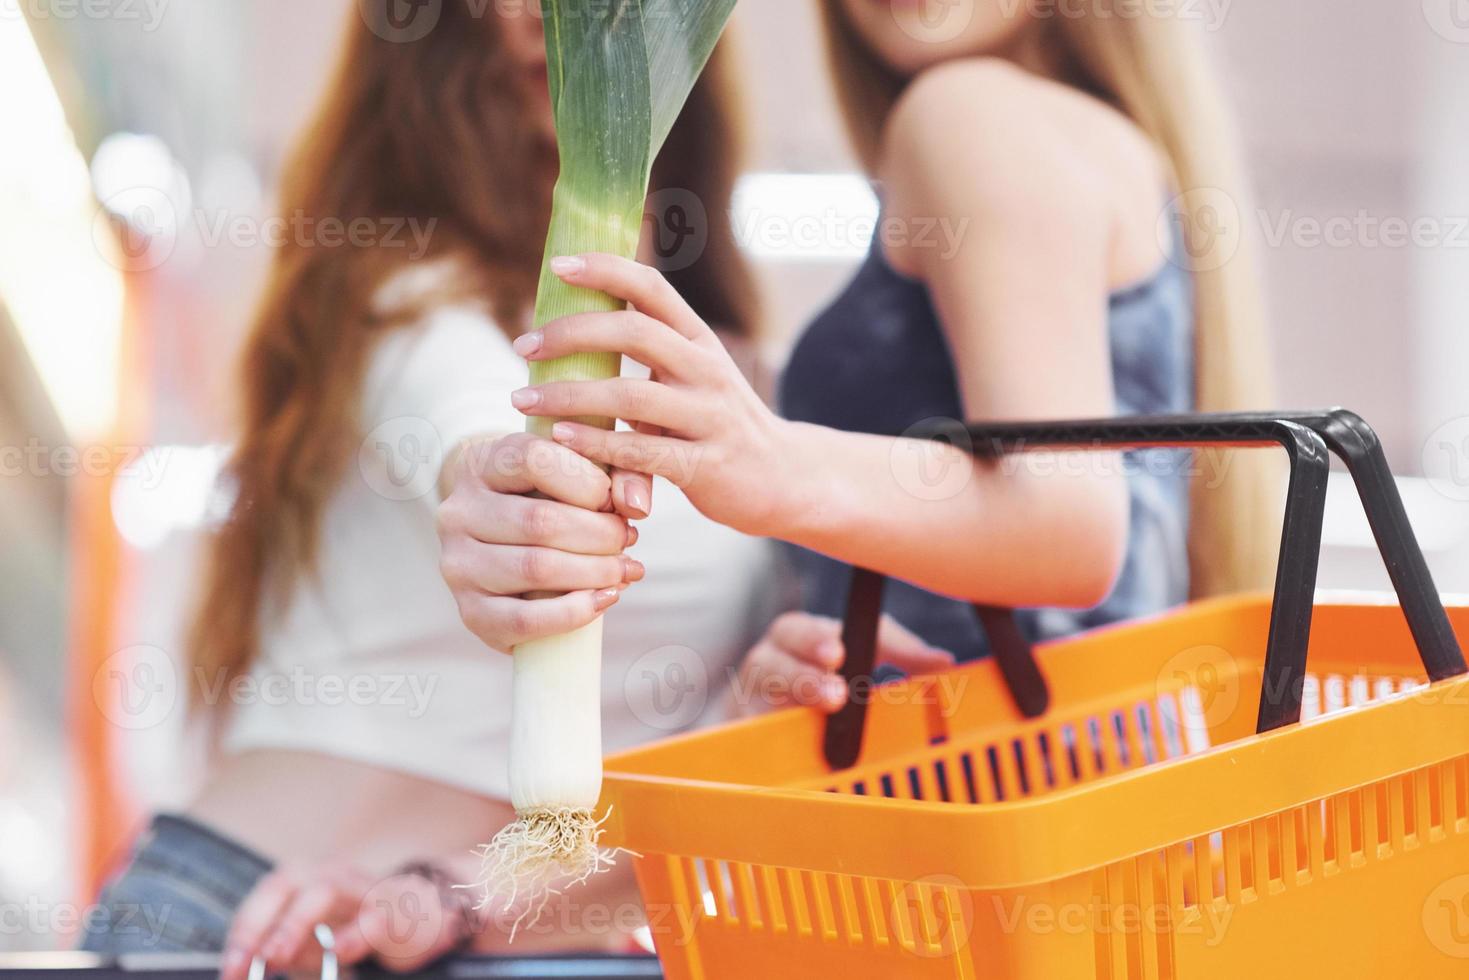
[602, 595, 1469, 890]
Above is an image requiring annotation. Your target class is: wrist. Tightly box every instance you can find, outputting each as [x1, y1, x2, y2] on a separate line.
[763, 420, 847, 547]
[395, 860, 482, 950]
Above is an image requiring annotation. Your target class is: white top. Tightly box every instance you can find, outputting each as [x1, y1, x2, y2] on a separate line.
[222, 271, 782, 798]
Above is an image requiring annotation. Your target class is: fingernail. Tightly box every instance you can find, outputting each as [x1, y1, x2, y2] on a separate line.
[513, 332, 543, 356]
[623, 481, 650, 518]
[222, 948, 246, 977]
[510, 388, 541, 410]
[821, 677, 847, 705]
[623, 556, 645, 582]
[551, 422, 575, 443]
[550, 255, 586, 276]
[816, 640, 844, 666]
[594, 587, 620, 611]
[625, 524, 640, 548]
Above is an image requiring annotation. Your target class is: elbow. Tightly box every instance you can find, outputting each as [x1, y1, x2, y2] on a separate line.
[1062, 476, 1130, 609]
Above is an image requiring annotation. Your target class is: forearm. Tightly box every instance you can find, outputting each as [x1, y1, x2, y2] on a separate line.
[771, 421, 1128, 609]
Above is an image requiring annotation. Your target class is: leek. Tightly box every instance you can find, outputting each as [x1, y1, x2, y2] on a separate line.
[471, 0, 737, 928]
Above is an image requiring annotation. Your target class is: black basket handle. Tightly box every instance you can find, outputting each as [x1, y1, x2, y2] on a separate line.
[824, 409, 1467, 771]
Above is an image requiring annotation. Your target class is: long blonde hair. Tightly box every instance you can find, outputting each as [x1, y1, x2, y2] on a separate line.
[819, 2, 1281, 599]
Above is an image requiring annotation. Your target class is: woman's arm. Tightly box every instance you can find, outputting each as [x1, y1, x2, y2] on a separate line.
[520, 249, 1125, 609]
[515, 63, 1150, 609]
[220, 833, 643, 978]
[788, 62, 1130, 605]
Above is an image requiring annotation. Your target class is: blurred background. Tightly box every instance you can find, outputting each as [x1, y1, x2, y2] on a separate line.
[3, 0, 1469, 950]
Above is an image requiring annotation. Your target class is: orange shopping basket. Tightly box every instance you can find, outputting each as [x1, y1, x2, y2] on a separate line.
[601, 411, 1469, 979]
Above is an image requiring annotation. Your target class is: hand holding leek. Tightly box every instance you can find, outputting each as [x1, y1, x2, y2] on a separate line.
[470, 0, 737, 934]
[511, 251, 800, 538]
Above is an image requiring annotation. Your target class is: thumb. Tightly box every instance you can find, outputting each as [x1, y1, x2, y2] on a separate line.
[609, 468, 652, 519]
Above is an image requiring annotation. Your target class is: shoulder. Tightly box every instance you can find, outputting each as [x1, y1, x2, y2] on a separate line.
[367, 298, 518, 404]
[880, 59, 1163, 273]
[363, 264, 528, 452]
[369, 258, 521, 381]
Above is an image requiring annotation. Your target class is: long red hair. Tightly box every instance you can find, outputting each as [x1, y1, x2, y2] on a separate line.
[190, 0, 756, 703]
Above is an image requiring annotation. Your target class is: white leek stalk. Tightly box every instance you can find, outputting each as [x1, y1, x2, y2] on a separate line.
[470, 0, 737, 932]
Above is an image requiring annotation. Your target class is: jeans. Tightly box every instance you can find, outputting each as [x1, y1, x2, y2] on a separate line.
[80, 813, 273, 954]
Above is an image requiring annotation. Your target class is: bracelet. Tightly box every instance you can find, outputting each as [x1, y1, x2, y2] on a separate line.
[394, 860, 482, 953]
